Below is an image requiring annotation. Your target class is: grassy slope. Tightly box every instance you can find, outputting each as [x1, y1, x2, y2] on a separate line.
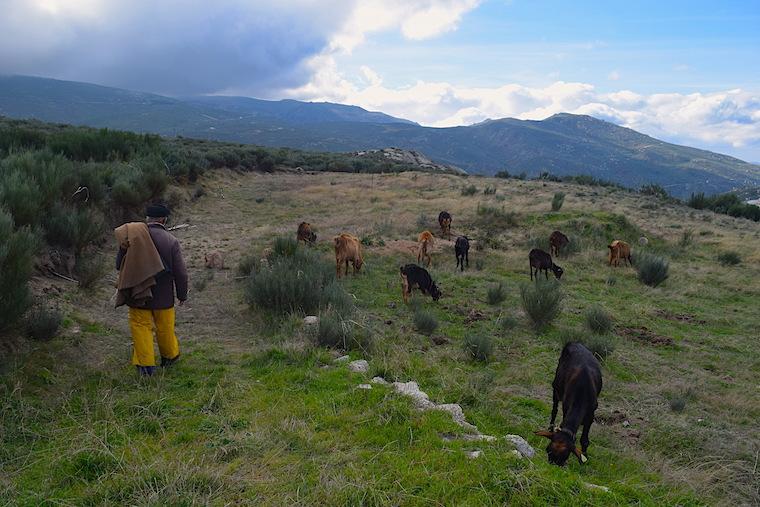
[2, 171, 759, 505]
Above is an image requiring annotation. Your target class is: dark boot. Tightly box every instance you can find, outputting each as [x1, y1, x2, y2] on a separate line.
[137, 365, 156, 376]
[160, 355, 180, 368]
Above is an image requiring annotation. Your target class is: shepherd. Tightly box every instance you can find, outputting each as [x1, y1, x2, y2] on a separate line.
[115, 204, 188, 376]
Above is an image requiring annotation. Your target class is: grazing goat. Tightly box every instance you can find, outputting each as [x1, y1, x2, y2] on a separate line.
[334, 233, 363, 278]
[438, 211, 452, 240]
[549, 230, 569, 257]
[400, 264, 441, 303]
[204, 250, 225, 270]
[535, 342, 602, 466]
[417, 231, 434, 267]
[297, 222, 317, 244]
[455, 236, 470, 271]
[529, 248, 564, 280]
[607, 240, 632, 267]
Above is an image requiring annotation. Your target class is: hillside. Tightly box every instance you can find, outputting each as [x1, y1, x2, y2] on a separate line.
[2, 75, 759, 197]
[1, 166, 759, 504]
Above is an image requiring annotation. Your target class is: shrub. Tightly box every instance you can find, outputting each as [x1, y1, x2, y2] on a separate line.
[413, 309, 438, 335]
[483, 185, 496, 195]
[272, 236, 298, 258]
[669, 397, 687, 413]
[244, 248, 348, 316]
[416, 212, 430, 229]
[44, 206, 105, 254]
[463, 334, 493, 362]
[497, 313, 518, 332]
[678, 229, 694, 249]
[461, 184, 478, 196]
[74, 254, 107, 289]
[585, 305, 613, 334]
[520, 279, 563, 331]
[237, 253, 259, 277]
[636, 253, 670, 287]
[486, 282, 506, 305]
[582, 333, 616, 359]
[475, 204, 519, 230]
[605, 275, 617, 286]
[558, 328, 615, 359]
[474, 258, 484, 271]
[717, 251, 741, 266]
[26, 305, 63, 341]
[315, 312, 350, 348]
[551, 192, 565, 211]
[0, 209, 39, 331]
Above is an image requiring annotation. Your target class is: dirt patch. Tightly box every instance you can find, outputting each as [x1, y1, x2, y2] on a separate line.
[654, 309, 707, 325]
[595, 409, 628, 425]
[464, 309, 487, 324]
[431, 336, 449, 346]
[618, 326, 674, 346]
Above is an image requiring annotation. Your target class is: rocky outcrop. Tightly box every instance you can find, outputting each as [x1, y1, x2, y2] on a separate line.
[352, 148, 467, 175]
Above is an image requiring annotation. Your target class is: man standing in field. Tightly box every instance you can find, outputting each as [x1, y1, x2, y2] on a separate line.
[115, 204, 188, 376]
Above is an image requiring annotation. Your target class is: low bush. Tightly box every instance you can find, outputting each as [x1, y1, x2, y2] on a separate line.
[413, 309, 438, 335]
[717, 251, 741, 266]
[635, 253, 670, 287]
[0, 209, 39, 331]
[486, 282, 507, 305]
[678, 229, 694, 249]
[272, 236, 299, 258]
[558, 328, 615, 359]
[461, 184, 478, 196]
[475, 204, 519, 231]
[497, 313, 518, 332]
[585, 305, 613, 335]
[26, 305, 63, 341]
[520, 279, 563, 331]
[245, 247, 350, 316]
[551, 192, 565, 211]
[474, 258, 485, 271]
[237, 253, 260, 277]
[483, 185, 496, 195]
[463, 334, 493, 362]
[74, 254, 107, 289]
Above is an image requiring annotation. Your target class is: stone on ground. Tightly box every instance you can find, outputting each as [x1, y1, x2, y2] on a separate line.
[348, 359, 369, 373]
[357, 384, 372, 390]
[303, 315, 318, 326]
[505, 434, 536, 458]
[334, 355, 350, 363]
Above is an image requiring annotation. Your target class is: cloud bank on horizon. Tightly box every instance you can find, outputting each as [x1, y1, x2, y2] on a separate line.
[1, 0, 758, 160]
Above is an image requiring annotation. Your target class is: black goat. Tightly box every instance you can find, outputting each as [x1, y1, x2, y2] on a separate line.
[454, 236, 469, 271]
[535, 342, 603, 466]
[529, 248, 564, 280]
[549, 230, 569, 257]
[400, 264, 441, 303]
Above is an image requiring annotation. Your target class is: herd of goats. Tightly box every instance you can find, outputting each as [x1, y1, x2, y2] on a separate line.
[289, 210, 640, 467]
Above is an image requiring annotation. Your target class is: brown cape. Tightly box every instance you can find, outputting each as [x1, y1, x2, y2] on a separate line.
[114, 222, 165, 308]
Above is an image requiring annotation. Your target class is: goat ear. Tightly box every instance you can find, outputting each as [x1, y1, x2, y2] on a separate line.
[573, 447, 588, 463]
[534, 430, 554, 439]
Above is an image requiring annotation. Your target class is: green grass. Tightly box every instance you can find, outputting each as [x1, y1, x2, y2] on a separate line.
[2, 171, 759, 505]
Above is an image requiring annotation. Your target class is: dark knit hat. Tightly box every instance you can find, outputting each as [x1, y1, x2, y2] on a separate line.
[146, 203, 170, 218]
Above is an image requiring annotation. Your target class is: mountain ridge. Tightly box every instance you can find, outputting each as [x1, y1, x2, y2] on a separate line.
[1, 74, 758, 197]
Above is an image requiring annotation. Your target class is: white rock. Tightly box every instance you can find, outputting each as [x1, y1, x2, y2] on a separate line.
[622, 420, 630, 427]
[392, 381, 435, 409]
[505, 434, 536, 458]
[334, 355, 350, 363]
[466, 450, 482, 459]
[303, 315, 318, 326]
[583, 482, 610, 493]
[509, 450, 523, 459]
[435, 404, 478, 432]
[348, 359, 369, 373]
[371, 376, 388, 385]
[357, 384, 372, 390]
[459, 433, 496, 442]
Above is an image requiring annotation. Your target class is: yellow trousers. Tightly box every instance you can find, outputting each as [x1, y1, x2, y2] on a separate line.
[128, 307, 180, 366]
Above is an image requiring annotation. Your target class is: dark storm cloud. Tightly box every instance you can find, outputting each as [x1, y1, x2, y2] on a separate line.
[0, 0, 349, 95]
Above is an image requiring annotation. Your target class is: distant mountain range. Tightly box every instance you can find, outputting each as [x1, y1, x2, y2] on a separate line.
[2, 75, 759, 197]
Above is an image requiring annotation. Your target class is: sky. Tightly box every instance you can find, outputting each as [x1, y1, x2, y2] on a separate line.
[1, 0, 759, 161]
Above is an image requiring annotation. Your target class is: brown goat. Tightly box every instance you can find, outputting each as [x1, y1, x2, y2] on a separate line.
[334, 233, 363, 277]
[297, 222, 317, 244]
[417, 230, 434, 267]
[549, 230, 569, 257]
[204, 250, 225, 270]
[607, 240, 632, 267]
[438, 211, 452, 240]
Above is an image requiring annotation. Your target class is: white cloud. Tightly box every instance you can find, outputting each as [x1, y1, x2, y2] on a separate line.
[329, 0, 481, 52]
[288, 64, 760, 155]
